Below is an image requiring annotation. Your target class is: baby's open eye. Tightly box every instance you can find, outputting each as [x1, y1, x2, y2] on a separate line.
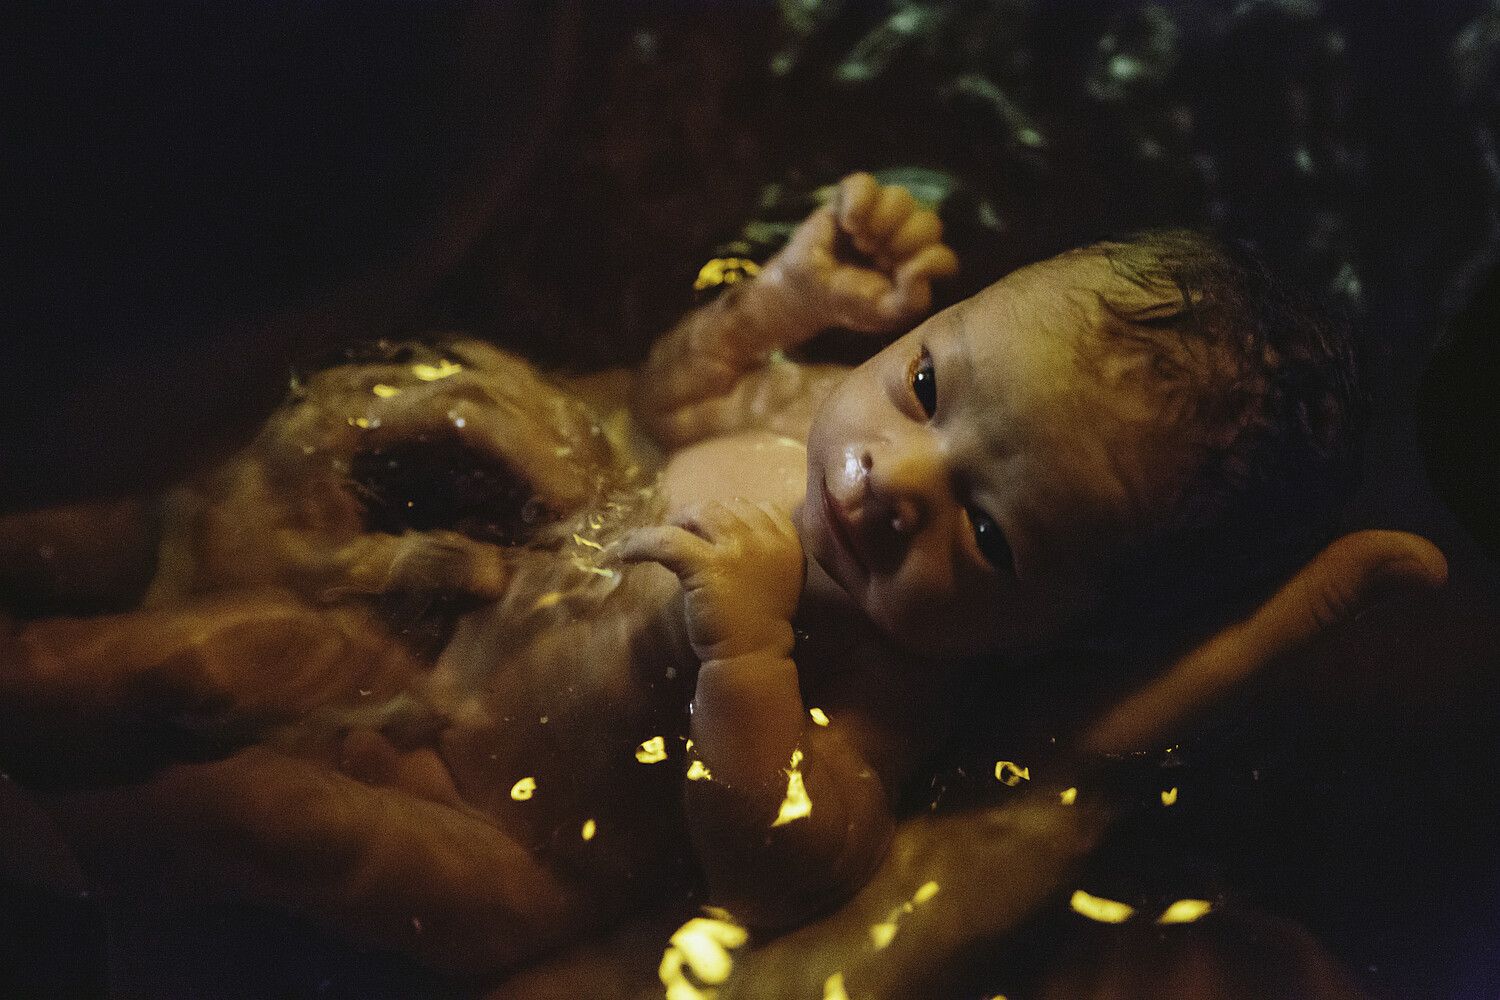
[909, 347, 936, 417]
[969, 510, 1014, 572]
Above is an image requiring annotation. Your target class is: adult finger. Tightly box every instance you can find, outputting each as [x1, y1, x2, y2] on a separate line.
[1080, 530, 1447, 757]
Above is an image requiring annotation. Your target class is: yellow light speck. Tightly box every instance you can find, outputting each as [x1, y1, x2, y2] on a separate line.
[371, 384, 399, 398]
[771, 769, 811, 826]
[636, 736, 668, 763]
[789, 748, 804, 768]
[823, 972, 849, 1000]
[667, 918, 746, 987]
[534, 591, 564, 609]
[1060, 786, 1078, 804]
[1161, 787, 1179, 806]
[1070, 889, 1135, 924]
[994, 761, 1030, 786]
[348, 416, 372, 429]
[510, 777, 536, 801]
[694, 257, 762, 291]
[573, 533, 604, 551]
[686, 759, 712, 781]
[571, 559, 616, 578]
[412, 359, 462, 381]
[809, 707, 830, 726]
[554, 446, 572, 457]
[869, 922, 897, 949]
[581, 819, 596, 840]
[912, 880, 940, 905]
[1157, 898, 1213, 924]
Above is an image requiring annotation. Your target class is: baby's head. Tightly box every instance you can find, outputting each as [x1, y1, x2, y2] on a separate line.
[800, 229, 1362, 660]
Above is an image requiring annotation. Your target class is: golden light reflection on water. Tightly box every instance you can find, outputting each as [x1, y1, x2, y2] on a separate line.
[635, 736, 668, 763]
[411, 359, 462, 381]
[1069, 889, 1134, 923]
[868, 879, 941, 950]
[659, 915, 749, 999]
[509, 776, 537, 801]
[772, 748, 811, 826]
[1157, 898, 1214, 924]
[994, 761, 1030, 786]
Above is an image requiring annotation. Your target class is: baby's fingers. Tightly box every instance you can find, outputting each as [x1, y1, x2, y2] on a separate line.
[616, 524, 715, 580]
[832, 172, 880, 233]
[874, 244, 960, 324]
[847, 184, 916, 258]
[880, 206, 946, 264]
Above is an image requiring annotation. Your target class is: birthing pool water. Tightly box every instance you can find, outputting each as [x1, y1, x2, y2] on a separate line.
[4, 3, 1500, 997]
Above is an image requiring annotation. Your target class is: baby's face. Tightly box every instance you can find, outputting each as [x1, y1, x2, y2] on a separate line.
[798, 252, 1189, 659]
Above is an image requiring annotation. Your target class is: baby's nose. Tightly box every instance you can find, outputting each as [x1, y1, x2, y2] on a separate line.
[862, 442, 939, 535]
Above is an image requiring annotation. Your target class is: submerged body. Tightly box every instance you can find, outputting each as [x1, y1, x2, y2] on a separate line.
[2, 174, 1385, 981]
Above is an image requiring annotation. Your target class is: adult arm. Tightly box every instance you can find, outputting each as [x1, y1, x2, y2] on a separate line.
[498, 529, 1446, 1000]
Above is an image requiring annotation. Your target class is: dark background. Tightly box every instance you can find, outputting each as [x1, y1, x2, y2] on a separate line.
[2, 2, 1498, 996]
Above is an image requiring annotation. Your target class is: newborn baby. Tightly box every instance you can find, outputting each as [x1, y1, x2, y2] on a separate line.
[6, 174, 1365, 976]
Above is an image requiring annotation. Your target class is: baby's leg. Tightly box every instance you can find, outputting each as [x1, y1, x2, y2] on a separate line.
[172, 340, 633, 608]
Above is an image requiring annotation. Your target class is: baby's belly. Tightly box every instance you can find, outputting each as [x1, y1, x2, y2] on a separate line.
[657, 431, 808, 516]
[420, 559, 698, 875]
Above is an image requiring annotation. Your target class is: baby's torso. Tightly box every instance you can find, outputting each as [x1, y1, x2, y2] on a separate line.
[416, 431, 813, 865]
[202, 344, 834, 897]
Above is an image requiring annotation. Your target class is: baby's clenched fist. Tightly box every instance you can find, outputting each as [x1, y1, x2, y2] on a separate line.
[618, 499, 803, 664]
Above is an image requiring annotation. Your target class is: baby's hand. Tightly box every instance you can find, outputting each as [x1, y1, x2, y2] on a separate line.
[618, 499, 803, 663]
[765, 173, 959, 338]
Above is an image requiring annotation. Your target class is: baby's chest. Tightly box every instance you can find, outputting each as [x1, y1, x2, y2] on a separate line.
[657, 431, 808, 515]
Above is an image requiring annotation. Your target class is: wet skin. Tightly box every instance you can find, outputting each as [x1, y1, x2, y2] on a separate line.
[797, 253, 1188, 659]
[8, 177, 1201, 975]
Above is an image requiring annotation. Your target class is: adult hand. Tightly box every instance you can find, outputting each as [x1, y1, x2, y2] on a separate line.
[704, 530, 1447, 1000]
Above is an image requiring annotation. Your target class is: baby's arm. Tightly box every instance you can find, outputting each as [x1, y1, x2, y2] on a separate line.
[632, 174, 957, 449]
[619, 501, 904, 926]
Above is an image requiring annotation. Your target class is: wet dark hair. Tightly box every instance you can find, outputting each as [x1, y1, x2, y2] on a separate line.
[1066, 228, 1366, 655]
